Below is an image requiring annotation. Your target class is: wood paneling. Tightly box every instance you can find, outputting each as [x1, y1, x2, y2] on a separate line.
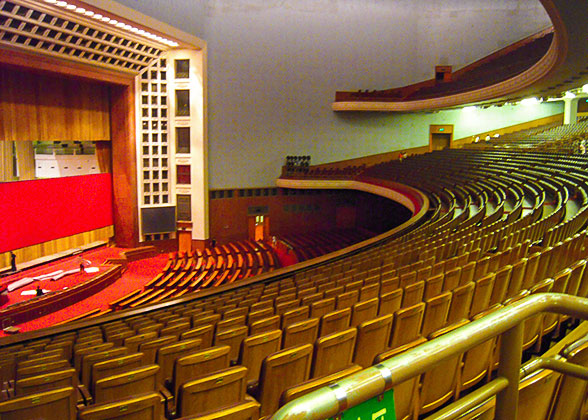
[0, 226, 114, 270]
[209, 191, 351, 244]
[0, 48, 135, 86]
[110, 84, 138, 248]
[0, 66, 110, 142]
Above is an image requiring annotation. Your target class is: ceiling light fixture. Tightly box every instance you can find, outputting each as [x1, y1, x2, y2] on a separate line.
[39, 0, 179, 47]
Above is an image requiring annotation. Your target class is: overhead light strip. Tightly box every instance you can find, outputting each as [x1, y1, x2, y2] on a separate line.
[41, 0, 178, 47]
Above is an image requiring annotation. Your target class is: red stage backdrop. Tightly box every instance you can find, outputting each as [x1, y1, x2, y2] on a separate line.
[0, 174, 113, 253]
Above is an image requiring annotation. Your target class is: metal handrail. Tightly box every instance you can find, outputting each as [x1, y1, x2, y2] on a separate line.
[270, 293, 588, 420]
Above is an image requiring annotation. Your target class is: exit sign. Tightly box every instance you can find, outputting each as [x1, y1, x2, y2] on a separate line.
[329, 390, 396, 420]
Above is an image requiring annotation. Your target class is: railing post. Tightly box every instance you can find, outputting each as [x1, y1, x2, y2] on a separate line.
[495, 323, 524, 420]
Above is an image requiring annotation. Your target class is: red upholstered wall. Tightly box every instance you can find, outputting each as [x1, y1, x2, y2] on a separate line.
[0, 174, 113, 253]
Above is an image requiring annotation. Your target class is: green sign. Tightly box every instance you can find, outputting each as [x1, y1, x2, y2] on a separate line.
[329, 390, 396, 420]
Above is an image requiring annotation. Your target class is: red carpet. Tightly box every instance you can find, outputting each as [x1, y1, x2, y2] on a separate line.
[272, 241, 298, 267]
[0, 247, 168, 335]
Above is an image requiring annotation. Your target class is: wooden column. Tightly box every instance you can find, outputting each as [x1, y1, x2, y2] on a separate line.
[111, 83, 139, 248]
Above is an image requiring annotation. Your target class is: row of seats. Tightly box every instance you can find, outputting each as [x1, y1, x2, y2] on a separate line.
[279, 229, 372, 262]
[2, 149, 588, 420]
[109, 241, 279, 311]
[0, 225, 586, 419]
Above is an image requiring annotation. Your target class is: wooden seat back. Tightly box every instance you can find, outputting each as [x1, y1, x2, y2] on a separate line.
[0, 387, 76, 420]
[93, 364, 159, 404]
[155, 338, 202, 385]
[257, 344, 313, 418]
[282, 318, 319, 349]
[238, 330, 282, 385]
[311, 327, 357, 378]
[353, 314, 393, 368]
[176, 366, 248, 418]
[172, 345, 231, 398]
[78, 392, 162, 420]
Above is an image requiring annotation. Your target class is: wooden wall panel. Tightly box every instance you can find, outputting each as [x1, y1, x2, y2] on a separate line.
[209, 191, 348, 244]
[110, 84, 139, 248]
[0, 66, 110, 142]
[0, 226, 114, 270]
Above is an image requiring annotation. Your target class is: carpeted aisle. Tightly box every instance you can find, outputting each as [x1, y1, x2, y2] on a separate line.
[272, 241, 298, 267]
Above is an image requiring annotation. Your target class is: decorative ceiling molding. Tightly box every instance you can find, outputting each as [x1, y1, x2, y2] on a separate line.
[0, 0, 203, 75]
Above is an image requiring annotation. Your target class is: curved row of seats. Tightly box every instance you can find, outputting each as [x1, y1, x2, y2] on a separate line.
[0, 227, 586, 419]
[471, 118, 588, 150]
[2, 149, 588, 419]
[109, 241, 279, 311]
[279, 229, 372, 262]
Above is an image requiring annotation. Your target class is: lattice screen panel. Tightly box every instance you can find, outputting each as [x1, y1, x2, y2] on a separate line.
[139, 57, 170, 205]
[0, 0, 163, 73]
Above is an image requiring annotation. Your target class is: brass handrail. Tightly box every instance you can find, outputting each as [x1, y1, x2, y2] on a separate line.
[270, 293, 588, 420]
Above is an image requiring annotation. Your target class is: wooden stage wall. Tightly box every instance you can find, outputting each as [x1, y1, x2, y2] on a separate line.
[0, 65, 111, 142]
[0, 226, 114, 270]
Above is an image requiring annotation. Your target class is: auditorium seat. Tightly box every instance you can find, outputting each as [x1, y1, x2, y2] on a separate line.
[79, 347, 128, 390]
[170, 345, 231, 399]
[350, 297, 378, 326]
[175, 400, 260, 420]
[517, 368, 561, 420]
[378, 289, 403, 315]
[155, 338, 202, 386]
[470, 274, 495, 317]
[353, 314, 393, 368]
[389, 303, 425, 350]
[281, 307, 309, 329]
[0, 387, 76, 420]
[279, 364, 362, 407]
[123, 332, 158, 354]
[489, 264, 512, 306]
[549, 335, 588, 419]
[139, 336, 178, 365]
[90, 353, 144, 397]
[311, 328, 357, 378]
[214, 326, 249, 363]
[457, 306, 500, 395]
[319, 308, 351, 337]
[93, 364, 159, 404]
[17, 359, 70, 380]
[73, 343, 114, 374]
[78, 392, 163, 420]
[401, 281, 425, 308]
[375, 339, 425, 420]
[175, 366, 249, 419]
[256, 344, 312, 418]
[14, 368, 77, 397]
[237, 329, 281, 387]
[418, 321, 468, 416]
[421, 292, 451, 337]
